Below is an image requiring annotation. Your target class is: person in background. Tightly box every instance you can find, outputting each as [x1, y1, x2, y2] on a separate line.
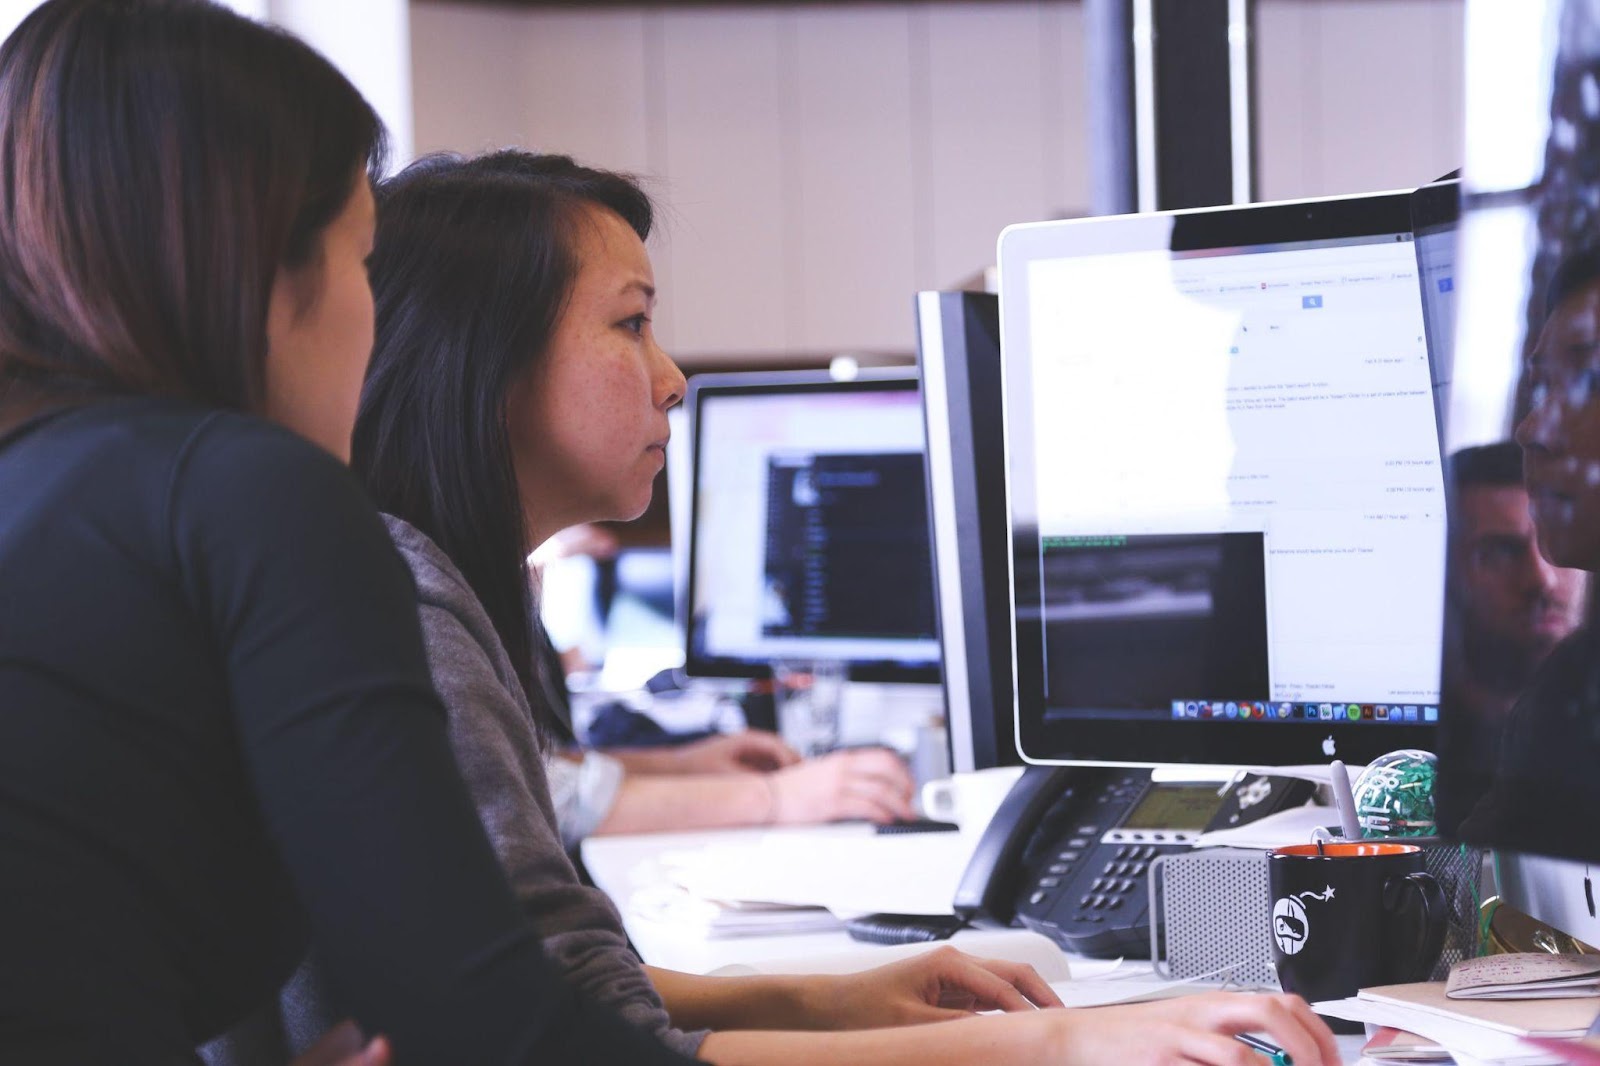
[530, 530, 918, 845]
[1443, 440, 1586, 726]
[343, 147, 1342, 1066]
[0, 2, 700, 1063]
[546, 703, 919, 848]
[1459, 248, 1600, 858]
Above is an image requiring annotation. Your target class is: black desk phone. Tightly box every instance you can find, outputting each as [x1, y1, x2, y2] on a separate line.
[953, 766, 1315, 958]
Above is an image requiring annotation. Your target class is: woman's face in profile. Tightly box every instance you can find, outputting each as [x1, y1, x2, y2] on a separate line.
[262, 176, 378, 461]
[1517, 277, 1600, 571]
[507, 205, 685, 545]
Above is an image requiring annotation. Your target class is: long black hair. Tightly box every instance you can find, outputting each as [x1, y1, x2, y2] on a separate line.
[353, 150, 653, 714]
[0, 0, 384, 421]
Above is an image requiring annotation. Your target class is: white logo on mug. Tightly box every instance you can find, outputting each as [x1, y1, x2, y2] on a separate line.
[1272, 896, 1310, 955]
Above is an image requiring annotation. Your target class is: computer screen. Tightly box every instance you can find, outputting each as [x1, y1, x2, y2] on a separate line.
[915, 290, 1021, 771]
[683, 370, 940, 681]
[999, 191, 1445, 766]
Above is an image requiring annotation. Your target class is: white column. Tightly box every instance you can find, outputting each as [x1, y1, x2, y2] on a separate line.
[0, 1, 42, 44]
[217, 0, 271, 17]
[0, 1, 413, 170]
[0, 0, 274, 30]
[269, 0, 415, 169]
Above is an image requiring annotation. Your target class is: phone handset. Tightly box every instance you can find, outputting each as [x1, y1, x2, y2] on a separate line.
[951, 765, 1101, 927]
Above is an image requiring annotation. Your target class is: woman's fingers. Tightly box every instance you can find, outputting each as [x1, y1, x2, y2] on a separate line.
[1171, 1026, 1263, 1066]
[969, 957, 1064, 1009]
[734, 731, 800, 769]
[1177, 993, 1338, 1066]
[839, 772, 914, 821]
[951, 963, 1036, 1013]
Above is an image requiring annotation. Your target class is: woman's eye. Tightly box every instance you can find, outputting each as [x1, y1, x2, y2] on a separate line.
[621, 314, 649, 336]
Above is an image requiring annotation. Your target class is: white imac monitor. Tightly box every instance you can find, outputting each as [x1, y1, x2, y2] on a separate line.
[998, 190, 1447, 768]
[1434, 0, 1600, 951]
[681, 369, 941, 683]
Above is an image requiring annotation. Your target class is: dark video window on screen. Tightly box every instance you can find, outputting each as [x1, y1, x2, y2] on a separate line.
[1435, 0, 1600, 866]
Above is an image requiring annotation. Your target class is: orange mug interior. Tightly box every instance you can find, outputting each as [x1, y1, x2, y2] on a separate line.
[1274, 842, 1421, 858]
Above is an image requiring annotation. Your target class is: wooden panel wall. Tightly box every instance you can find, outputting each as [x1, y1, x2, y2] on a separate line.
[411, 0, 1464, 363]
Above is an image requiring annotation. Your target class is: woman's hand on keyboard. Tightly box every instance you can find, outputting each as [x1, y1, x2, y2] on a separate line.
[673, 731, 802, 774]
[809, 944, 1064, 1028]
[1048, 992, 1341, 1066]
[769, 748, 916, 824]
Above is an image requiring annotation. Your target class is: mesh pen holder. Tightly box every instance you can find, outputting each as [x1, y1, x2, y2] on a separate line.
[1149, 839, 1485, 987]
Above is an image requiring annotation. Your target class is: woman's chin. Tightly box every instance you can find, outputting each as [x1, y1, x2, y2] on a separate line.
[606, 489, 654, 524]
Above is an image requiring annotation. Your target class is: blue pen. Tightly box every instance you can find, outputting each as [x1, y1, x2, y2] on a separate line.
[1236, 1033, 1293, 1066]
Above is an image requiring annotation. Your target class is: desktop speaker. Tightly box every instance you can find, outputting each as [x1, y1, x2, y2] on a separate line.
[1150, 840, 1484, 988]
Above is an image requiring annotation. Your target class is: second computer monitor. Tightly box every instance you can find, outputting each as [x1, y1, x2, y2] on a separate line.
[915, 291, 1019, 771]
[683, 370, 940, 681]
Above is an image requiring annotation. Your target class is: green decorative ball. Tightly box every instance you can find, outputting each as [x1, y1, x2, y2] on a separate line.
[1352, 749, 1438, 837]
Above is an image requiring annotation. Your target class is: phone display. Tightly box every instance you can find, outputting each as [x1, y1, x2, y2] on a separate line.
[1119, 785, 1225, 832]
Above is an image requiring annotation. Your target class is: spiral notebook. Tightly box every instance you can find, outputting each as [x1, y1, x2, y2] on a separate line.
[1446, 954, 1600, 1001]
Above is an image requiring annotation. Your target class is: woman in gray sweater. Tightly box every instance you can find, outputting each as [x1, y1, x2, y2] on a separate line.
[345, 150, 1340, 1066]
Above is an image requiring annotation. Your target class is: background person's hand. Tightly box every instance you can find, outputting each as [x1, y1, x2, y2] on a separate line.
[769, 747, 915, 824]
[670, 730, 801, 774]
[812, 945, 1064, 1029]
[288, 1021, 390, 1066]
[1048, 991, 1343, 1066]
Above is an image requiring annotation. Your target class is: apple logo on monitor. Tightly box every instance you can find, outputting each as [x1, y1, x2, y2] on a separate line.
[1322, 736, 1336, 758]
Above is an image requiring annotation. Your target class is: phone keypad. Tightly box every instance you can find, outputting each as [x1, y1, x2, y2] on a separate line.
[1015, 773, 1213, 953]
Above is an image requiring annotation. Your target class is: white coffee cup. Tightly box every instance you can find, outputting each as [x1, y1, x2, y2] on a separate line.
[919, 766, 1025, 832]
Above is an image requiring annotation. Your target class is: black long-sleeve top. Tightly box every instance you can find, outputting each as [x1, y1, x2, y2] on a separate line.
[0, 398, 691, 1065]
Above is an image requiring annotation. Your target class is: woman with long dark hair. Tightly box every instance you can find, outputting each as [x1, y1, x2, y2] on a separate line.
[349, 149, 1344, 1066]
[0, 3, 696, 1062]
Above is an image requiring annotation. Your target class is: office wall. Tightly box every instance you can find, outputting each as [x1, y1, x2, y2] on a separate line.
[411, 1, 1088, 362]
[412, 0, 1463, 363]
[1255, 0, 1465, 201]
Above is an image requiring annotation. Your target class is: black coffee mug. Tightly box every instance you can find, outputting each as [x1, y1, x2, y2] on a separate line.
[1268, 842, 1447, 1018]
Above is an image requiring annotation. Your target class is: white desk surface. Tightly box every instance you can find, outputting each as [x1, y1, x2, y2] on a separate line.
[583, 823, 1368, 1059]
[583, 822, 890, 975]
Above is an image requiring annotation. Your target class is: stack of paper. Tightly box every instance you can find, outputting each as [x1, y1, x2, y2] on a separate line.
[627, 881, 843, 938]
[1361, 1026, 1453, 1063]
[1315, 980, 1600, 1066]
[656, 828, 974, 918]
[1447, 954, 1600, 1000]
[707, 928, 1071, 980]
[1358, 981, 1597, 1038]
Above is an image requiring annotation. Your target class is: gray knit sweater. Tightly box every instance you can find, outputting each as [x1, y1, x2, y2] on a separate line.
[379, 515, 705, 1057]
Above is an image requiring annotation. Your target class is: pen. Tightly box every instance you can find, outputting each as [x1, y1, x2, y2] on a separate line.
[1330, 758, 1362, 840]
[1235, 1032, 1293, 1066]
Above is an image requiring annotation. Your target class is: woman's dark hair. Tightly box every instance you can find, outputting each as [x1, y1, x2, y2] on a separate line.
[0, 0, 385, 416]
[353, 151, 653, 717]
